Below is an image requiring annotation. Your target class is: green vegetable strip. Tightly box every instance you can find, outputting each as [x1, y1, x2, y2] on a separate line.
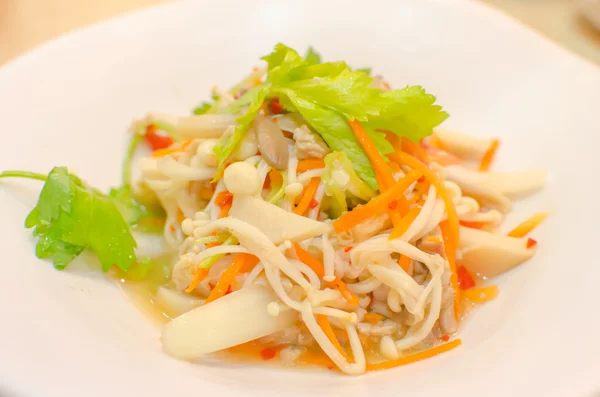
[267, 171, 287, 204]
[0, 170, 48, 181]
[122, 133, 143, 188]
[195, 234, 230, 245]
[196, 236, 238, 271]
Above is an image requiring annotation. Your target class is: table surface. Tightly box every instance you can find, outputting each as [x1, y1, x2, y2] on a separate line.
[1, 0, 599, 66]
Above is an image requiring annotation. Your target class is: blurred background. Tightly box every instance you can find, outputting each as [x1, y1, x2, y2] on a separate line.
[0, 0, 599, 66]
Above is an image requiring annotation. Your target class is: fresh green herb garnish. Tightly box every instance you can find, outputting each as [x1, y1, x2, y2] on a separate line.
[213, 43, 448, 190]
[213, 85, 269, 178]
[304, 47, 322, 65]
[193, 102, 213, 115]
[1, 168, 137, 271]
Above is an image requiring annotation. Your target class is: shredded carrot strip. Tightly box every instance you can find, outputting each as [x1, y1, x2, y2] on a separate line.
[459, 220, 485, 229]
[294, 177, 321, 216]
[206, 253, 259, 303]
[366, 339, 462, 371]
[317, 314, 352, 362]
[401, 137, 430, 163]
[184, 268, 208, 293]
[507, 212, 549, 238]
[333, 169, 421, 234]
[389, 161, 401, 173]
[293, 242, 359, 306]
[463, 285, 499, 303]
[151, 139, 193, 158]
[297, 158, 325, 173]
[385, 131, 402, 152]
[333, 280, 360, 306]
[479, 139, 499, 171]
[363, 312, 384, 325]
[349, 120, 396, 191]
[440, 220, 460, 320]
[215, 191, 233, 218]
[218, 204, 232, 219]
[409, 180, 430, 205]
[390, 151, 459, 247]
[399, 255, 412, 272]
[389, 206, 421, 240]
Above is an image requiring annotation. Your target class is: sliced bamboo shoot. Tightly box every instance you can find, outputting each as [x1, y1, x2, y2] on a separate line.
[445, 165, 545, 199]
[433, 128, 493, 159]
[156, 287, 204, 318]
[162, 285, 296, 360]
[458, 226, 534, 278]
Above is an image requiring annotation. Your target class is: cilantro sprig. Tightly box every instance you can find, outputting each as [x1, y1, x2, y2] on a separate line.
[1, 168, 137, 271]
[213, 43, 448, 189]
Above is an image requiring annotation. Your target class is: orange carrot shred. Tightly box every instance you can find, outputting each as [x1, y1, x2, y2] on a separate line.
[151, 139, 193, 158]
[479, 139, 499, 171]
[317, 314, 352, 362]
[215, 191, 233, 219]
[184, 268, 208, 293]
[390, 151, 459, 247]
[333, 169, 422, 234]
[363, 312, 383, 325]
[441, 335, 450, 342]
[389, 206, 421, 240]
[507, 212, 549, 238]
[399, 255, 412, 272]
[206, 253, 259, 303]
[349, 120, 396, 191]
[401, 137, 430, 163]
[294, 177, 321, 216]
[296, 158, 326, 173]
[293, 242, 359, 306]
[440, 220, 460, 321]
[459, 220, 485, 229]
[366, 339, 462, 371]
[526, 238, 537, 249]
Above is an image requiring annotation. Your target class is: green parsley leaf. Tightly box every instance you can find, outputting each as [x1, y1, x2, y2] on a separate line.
[108, 186, 165, 234]
[8, 167, 137, 272]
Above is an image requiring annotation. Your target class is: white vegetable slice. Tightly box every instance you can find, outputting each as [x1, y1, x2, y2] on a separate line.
[444, 166, 512, 213]
[458, 226, 534, 277]
[156, 287, 204, 318]
[229, 195, 329, 244]
[433, 128, 493, 159]
[162, 285, 296, 360]
[445, 165, 546, 199]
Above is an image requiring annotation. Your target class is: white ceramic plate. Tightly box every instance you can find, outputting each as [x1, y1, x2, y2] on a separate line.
[1, 0, 599, 396]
